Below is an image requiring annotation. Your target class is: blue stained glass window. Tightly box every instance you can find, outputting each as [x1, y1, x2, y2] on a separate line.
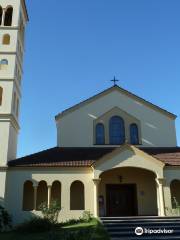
[109, 116, 125, 145]
[96, 123, 105, 144]
[130, 123, 139, 145]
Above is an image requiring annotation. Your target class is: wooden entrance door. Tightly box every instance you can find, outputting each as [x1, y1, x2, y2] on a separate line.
[106, 184, 137, 217]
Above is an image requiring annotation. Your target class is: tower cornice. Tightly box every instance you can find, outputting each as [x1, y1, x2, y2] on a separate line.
[0, 114, 20, 131]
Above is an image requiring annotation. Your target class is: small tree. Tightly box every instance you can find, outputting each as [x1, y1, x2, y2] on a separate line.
[39, 200, 61, 224]
[0, 205, 12, 232]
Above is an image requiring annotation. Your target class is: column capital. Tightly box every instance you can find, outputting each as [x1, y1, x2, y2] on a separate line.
[93, 178, 101, 185]
[156, 178, 165, 185]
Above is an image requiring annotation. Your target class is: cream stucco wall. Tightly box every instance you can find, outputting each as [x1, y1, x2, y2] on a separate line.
[0, 121, 18, 165]
[3, 158, 180, 224]
[0, 0, 21, 26]
[57, 89, 177, 148]
[99, 167, 158, 216]
[5, 167, 95, 224]
[0, 169, 7, 207]
[0, 0, 27, 167]
[93, 147, 164, 179]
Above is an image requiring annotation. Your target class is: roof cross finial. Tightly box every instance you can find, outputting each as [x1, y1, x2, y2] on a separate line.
[111, 76, 119, 86]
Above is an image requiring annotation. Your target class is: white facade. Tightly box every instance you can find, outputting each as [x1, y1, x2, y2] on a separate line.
[0, 0, 180, 226]
[0, 0, 28, 166]
[56, 88, 177, 148]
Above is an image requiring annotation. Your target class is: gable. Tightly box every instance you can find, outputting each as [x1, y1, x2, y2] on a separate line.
[93, 145, 165, 179]
[56, 85, 177, 147]
[55, 86, 176, 121]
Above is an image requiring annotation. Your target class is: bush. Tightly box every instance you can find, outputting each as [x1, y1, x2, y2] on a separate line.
[39, 200, 61, 224]
[81, 211, 93, 223]
[0, 205, 12, 232]
[64, 229, 92, 240]
[15, 217, 53, 233]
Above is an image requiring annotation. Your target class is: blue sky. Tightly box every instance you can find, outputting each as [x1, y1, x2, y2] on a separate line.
[18, 0, 180, 157]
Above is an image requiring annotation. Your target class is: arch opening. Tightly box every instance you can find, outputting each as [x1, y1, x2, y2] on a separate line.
[51, 181, 61, 206]
[3, 34, 10, 45]
[98, 167, 158, 217]
[170, 180, 180, 209]
[0, 6, 2, 25]
[70, 181, 85, 210]
[0, 59, 8, 70]
[130, 123, 139, 145]
[36, 181, 48, 210]
[4, 7, 13, 26]
[23, 181, 34, 211]
[109, 116, 125, 144]
[96, 123, 105, 144]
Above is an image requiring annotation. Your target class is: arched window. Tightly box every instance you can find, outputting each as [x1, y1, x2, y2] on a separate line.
[130, 123, 139, 145]
[0, 59, 8, 70]
[51, 181, 61, 206]
[36, 181, 48, 210]
[170, 180, 180, 208]
[2, 34, 10, 45]
[70, 181, 85, 210]
[96, 123, 105, 144]
[23, 181, 34, 211]
[0, 87, 3, 105]
[109, 116, 125, 145]
[4, 6, 13, 26]
[0, 6, 2, 25]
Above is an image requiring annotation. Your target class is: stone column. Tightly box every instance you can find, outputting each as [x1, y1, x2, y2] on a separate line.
[156, 181, 160, 216]
[93, 179, 101, 218]
[33, 186, 38, 210]
[156, 178, 165, 216]
[47, 185, 52, 208]
[163, 182, 172, 216]
[2, 8, 6, 25]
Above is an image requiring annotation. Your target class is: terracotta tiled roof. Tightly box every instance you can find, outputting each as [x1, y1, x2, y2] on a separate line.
[140, 147, 180, 166]
[8, 147, 115, 167]
[8, 146, 180, 167]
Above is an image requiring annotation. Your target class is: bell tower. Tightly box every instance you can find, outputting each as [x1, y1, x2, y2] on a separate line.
[0, 0, 28, 166]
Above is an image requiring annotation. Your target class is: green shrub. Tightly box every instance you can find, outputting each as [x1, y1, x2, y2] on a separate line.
[63, 218, 81, 226]
[81, 211, 93, 223]
[0, 205, 12, 232]
[15, 217, 53, 233]
[64, 229, 92, 240]
[39, 200, 61, 224]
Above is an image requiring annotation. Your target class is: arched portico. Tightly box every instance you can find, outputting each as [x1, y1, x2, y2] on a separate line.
[98, 167, 158, 217]
[92, 145, 165, 217]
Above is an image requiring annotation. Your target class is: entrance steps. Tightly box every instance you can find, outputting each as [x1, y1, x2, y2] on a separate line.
[100, 216, 180, 240]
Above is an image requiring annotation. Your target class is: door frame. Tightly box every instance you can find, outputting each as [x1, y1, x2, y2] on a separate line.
[106, 184, 138, 217]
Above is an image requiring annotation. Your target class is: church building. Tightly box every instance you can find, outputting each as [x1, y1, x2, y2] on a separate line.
[0, 0, 180, 225]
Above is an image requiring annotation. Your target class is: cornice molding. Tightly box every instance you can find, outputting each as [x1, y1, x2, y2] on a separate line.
[0, 114, 20, 131]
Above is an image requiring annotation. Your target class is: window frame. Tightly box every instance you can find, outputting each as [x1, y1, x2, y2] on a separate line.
[95, 123, 105, 145]
[130, 123, 139, 145]
[109, 116, 125, 145]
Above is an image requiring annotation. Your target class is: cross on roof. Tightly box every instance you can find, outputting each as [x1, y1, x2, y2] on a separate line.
[111, 76, 119, 86]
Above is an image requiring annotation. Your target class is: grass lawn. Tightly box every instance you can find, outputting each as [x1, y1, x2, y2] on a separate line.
[0, 218, 110, 240]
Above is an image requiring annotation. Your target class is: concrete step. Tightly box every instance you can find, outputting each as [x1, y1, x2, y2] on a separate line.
[101, 216, 180, 220]
[111, 237, 180, 240]
[106, 225, 180, 231]
[103, 222, 180, 227]
[101, 217, 180, 240]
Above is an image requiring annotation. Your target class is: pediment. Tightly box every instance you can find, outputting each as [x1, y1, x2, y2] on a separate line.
[93, 145, 165, 178]
[55, 86, 176, 121]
